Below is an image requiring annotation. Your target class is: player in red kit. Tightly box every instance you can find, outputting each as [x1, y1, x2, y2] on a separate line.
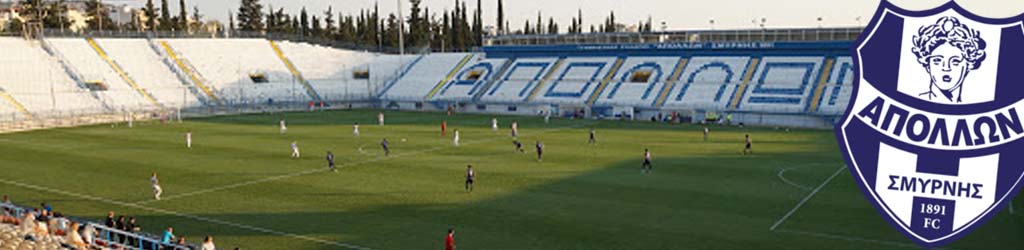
[445, 228, 456, 250]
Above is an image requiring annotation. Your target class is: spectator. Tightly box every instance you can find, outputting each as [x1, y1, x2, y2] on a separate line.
[37, 209, 49, 223]
[21, 212, 36, 234]
[1, 195, 10, 205]
[177, 237, 193, 249]
[34, 215, 49, 239]
[201, 236, 216, 250]
[83, 223, 95, 246]
[162, 227, 175, 244]
[66, 222, 87, 249]
[126, 217, 139, 245]
[55, 212, 70, 234]
[116, 215, 126, 243]
[104, 211, 115, 241]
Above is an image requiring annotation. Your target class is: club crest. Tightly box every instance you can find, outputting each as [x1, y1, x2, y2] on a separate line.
[837, 1, 1024, 247]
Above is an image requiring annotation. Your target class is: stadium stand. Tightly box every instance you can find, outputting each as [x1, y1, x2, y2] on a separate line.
[432, 57, 510, 102]
[94, 39, 202, 108]
[479, 57, 558, 103]
[162, 39, 305, 104]
[49, 38, 154, 109]
[378, 42, 854, 128]
[0, 32, 854, 129]
[0, 38, 107, 116]
[378, 53, 473, 101]
[595, 56, 681, 107]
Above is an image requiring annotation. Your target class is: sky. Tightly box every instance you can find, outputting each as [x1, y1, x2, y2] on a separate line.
[78, 0, 1024, 31]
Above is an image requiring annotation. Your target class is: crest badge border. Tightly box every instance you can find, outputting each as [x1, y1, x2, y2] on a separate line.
[837, 1, 1024, 248]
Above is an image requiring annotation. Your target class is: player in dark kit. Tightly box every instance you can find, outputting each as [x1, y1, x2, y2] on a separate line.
[326, 151, 336, 172]
[381, 138, 391, 156]
[589, 128, 596, 145]
[642, 148, 653, 173]
[465, 165, 475, 193]
[513, 140, 525, 153]
[535, 141, 544, 162]
[743, 134, 753, 155]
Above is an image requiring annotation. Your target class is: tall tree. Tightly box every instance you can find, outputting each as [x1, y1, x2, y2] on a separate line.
[496, 0, 504, 34]
[159, 0, 171, 30]
[406, 0, 425, 48]
[299, 7, 309, 36]
[190, 6, 203, 32]
[84, 0, 115, 31]
[143, 0, 158, 31]
[323, 6, 335, 38]
[236, 0, 264, 32]
[535, 12, 542, 35]
[264, 4, 277, 32]
[43, 0, 71, 30]
[548, 17, 557, 34]
[228, 10, 236, 32]
[383, 13, 400, 48]
[311, 15, 321, 37]
[178, 0, 187, 30]
[440, 10, 450, 51]
[473, 0, 482, 45]
[459, 1, 468, 49]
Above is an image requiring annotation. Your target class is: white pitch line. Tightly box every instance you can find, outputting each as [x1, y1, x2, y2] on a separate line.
[137, 123, 587, 205]
[777, 167, 814, 191]
[769, 165, 845, 231]
[0, 178, 374, 250]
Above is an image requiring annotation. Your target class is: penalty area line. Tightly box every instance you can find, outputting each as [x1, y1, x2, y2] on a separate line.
[769, 165, 845, 231]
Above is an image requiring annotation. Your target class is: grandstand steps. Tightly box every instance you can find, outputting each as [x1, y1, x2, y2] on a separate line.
[654, 58, 689, 107]
[0, 89, 33, 119]
[38, 38, 116, 112]
[471, 58, 514, 102]
[85, 37, 163, 108]
[526, 57, 566, 102]
[729, 57, 761, 110]
[377, 54, 426, 98]
[269, 40, 322, 102]
[147, 38, 214, 107]
[586, 57, 627, 106]
[425, 54, 475, 100]
[158, 41, 223, 105]
[807, 57, 836, 113]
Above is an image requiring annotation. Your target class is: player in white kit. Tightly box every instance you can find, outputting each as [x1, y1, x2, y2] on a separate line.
[378, 112, 385, 126]
[353, 122, 360, 137]
[185, 130, 192, 149]
[491, 118, 498, 131]
[290, 141, 300, 158]
[454, 129, 460, 147]
[150, 173, 162, 200]
[279, 119, 287, 135]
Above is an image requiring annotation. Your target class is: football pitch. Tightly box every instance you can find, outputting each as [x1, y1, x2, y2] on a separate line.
[0, 110, 1019, 249]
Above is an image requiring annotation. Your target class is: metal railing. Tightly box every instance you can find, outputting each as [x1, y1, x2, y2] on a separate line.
[485, 27, 863, 46]
[3, 29, 415, 54]
[1, 202, 195, 249]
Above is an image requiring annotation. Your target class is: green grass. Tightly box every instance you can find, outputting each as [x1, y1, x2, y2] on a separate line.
[0, 110, 1020, 249]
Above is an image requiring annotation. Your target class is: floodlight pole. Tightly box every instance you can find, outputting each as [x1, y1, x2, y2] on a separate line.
[398, 0, 405, 55]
